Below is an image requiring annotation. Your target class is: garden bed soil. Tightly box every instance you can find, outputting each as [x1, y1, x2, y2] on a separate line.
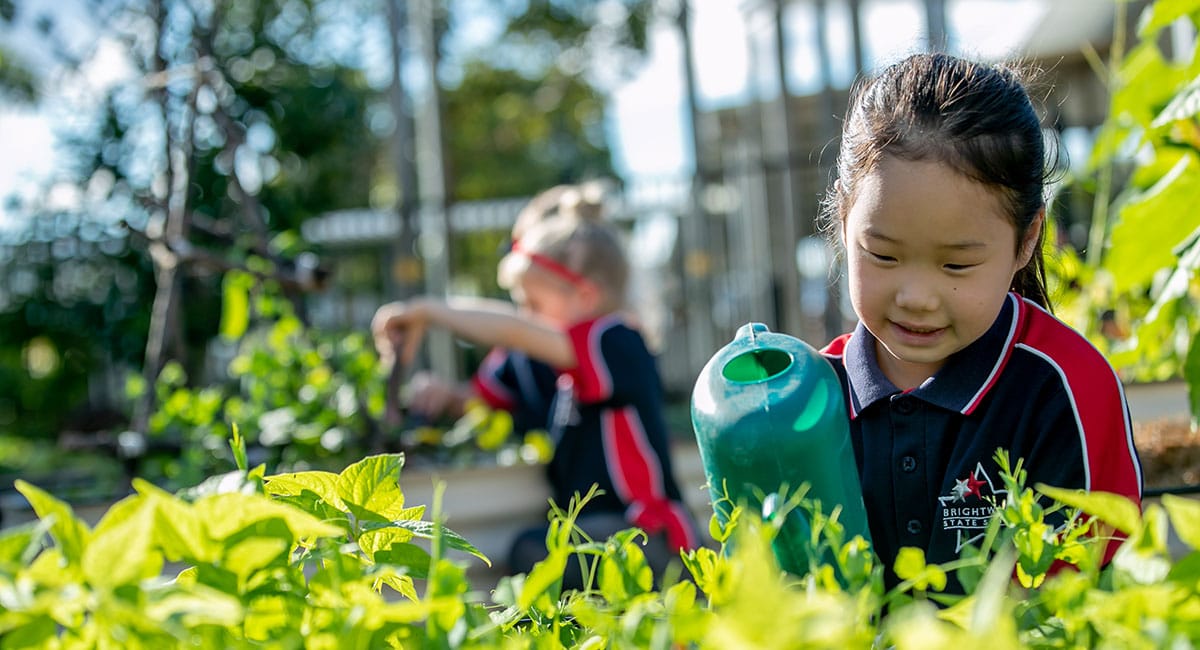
[1136, 416, 1200, 490]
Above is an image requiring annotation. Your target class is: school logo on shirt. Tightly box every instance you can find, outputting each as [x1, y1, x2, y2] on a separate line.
[937, 462, 1008, 552]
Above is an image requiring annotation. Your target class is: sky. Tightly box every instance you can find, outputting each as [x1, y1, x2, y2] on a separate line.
[0, 0, 1049, 227]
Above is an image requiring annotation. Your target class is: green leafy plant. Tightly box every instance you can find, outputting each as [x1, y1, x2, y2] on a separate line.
[5, 440, 1200, 647]
[1054, 1, 1200, 420]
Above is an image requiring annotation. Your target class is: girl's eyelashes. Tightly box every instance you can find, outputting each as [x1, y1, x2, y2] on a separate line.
[862, 247, 896, 263]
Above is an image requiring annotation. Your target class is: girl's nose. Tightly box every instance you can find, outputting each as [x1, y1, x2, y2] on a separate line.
[894, 279, 939, 312]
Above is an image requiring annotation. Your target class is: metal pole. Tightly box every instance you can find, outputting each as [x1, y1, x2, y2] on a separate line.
[847, 0, 865, 75]
[678, 1, 717, 374]
[414, 0, 458, 380]
[923, 0, 948, 52]
[813, 0, 844, 342]
[769, 0, 802, 336]
[387, 0, 423, 302]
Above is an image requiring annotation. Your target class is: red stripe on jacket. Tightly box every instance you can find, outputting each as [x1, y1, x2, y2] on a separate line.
[1017, 298, 1143, 563]
[602, 407, 697, 551]
[566, 317, 615, 403]
[471, 348, 517, 410]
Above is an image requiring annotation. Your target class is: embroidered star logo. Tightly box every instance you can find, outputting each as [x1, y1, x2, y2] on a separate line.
[950, 478, 972, 503]
[965, 474, 986, 498]
[937, 462, 1009, 552]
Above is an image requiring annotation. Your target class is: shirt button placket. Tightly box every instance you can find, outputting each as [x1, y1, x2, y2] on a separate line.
[890, 395, 925, 542]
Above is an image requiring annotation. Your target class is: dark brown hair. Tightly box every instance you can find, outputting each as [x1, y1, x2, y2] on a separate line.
[821, 52, 1054, 309]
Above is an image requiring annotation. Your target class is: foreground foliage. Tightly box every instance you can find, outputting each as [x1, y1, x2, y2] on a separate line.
[2, 439, 1200, 648]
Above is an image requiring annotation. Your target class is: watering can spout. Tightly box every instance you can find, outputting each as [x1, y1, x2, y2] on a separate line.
[691, 323, 872, 577]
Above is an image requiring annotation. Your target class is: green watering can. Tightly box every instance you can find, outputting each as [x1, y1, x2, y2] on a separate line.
[691, 322, 871, 576]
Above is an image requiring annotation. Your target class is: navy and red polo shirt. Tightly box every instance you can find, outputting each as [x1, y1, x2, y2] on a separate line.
[546, 314, 698, 552]
[821, 292, 1143, 589]
[471, 347, 558, 435]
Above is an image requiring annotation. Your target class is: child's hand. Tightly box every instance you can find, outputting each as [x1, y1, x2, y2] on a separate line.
[405, 372, 470, 420]
[371, 300, 430, 368]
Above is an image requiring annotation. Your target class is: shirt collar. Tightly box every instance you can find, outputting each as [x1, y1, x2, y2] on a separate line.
[842, 293, 1022, 418]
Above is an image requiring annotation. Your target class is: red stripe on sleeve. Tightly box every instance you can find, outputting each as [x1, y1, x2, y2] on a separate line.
[1018, 301, 1142, 502]
[1018, 300, 1143, 563]
[566, 317, 614, 404]
[472, 348, 517, 410]
[602, 407, 697, 551]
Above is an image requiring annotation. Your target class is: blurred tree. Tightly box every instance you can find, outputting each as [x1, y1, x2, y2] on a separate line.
[0, 0, 384, 443]
[439, 0, 654, 296]
[0, 0, 657, 455]
[443, 0, 652, 199]
[0, 0, 37, 104]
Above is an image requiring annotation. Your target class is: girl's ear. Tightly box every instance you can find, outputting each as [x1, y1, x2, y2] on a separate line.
[1017, 209, 1045, 268]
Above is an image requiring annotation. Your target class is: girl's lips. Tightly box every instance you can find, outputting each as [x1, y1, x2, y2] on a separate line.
[890, 321, 946, 344]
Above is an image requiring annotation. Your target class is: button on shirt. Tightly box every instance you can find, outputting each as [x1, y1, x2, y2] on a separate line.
[821, 293, 1143, 592]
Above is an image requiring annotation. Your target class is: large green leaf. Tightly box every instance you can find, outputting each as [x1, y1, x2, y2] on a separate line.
[264, 470, 345, 511]
[363, 519, 489, 566]
[1035, 484, 1142, 535]
[142, 587, 244, 628]
[374, 543, 432, 580]
[1162, 493, 1200, 550]
[336, 454, 406, 522]
[220, 270, 254, 341]
[1105, 154, 1200, 293]
[82, 496, 161, 587]
[223, 537, 289, 582]
[133, 478, 216, 564]
[13, 480, 92, 565]
[0, 521, 47, 569]
[1152, 74, 1200, 127]
[194, 493, 343, 541]
[1137, 0, 1200, 38]
[1111, 42, 1191, 131]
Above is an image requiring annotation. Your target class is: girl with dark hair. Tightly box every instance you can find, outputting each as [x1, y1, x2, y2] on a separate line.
[817, 53, 1142, 592]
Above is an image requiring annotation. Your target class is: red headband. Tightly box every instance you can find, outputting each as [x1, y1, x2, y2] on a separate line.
[511, 239, 589, 287]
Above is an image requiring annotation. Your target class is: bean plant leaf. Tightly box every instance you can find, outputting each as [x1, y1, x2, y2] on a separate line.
[194, 493, 343, 541]
[519, 547, 569, 611]
[336, 454, 406, 522]
[0, 520, 48, 569]
[223, 537, 289, 582]
[1137, 0, 1200, 38]
[1162, 493, 1200, 550]
[1035, 485, 1142, 535]
[374, 543, 432, 580]
[1152, 75, 1200, 127]
[143, 588, 243, 628]
[1111, 41, 1190, 131]
[82, 496, 161, 587]
[264, 471, 345, 511]
[358, 527, 416, 557]
[13, 480, 91, 565]
[220, 270, 253, 341]
[364, 519, 489, 566]
[1105, 154, 1200, 294]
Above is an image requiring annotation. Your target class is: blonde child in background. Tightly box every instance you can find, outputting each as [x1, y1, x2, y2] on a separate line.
[372, 213, 698, 589]
[402, 183, 604, 438]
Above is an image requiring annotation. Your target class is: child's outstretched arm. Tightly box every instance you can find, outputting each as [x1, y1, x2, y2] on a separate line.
[371, 297, 577, 370]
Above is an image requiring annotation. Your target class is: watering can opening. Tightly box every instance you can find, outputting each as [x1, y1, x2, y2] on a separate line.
[721, 348, 793, 384]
